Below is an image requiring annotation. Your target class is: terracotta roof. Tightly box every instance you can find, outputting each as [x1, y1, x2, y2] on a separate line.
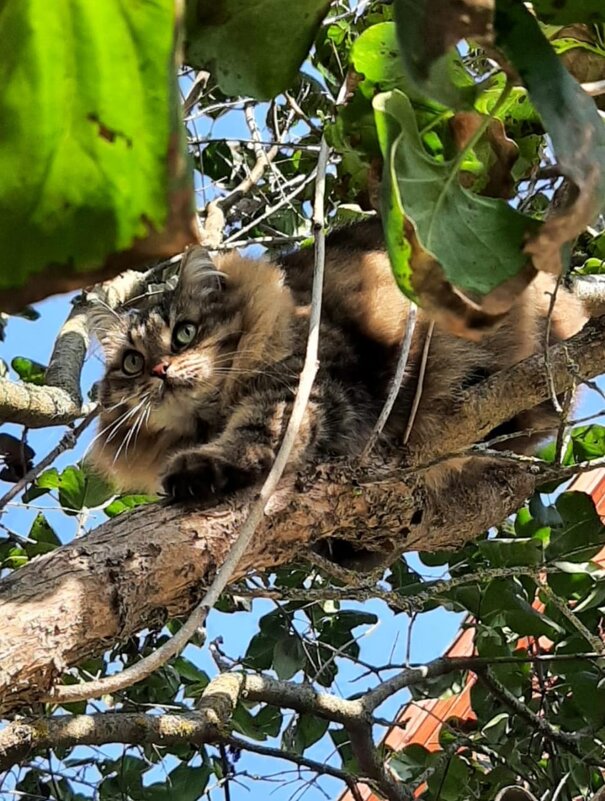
[337, 467, 605, 801]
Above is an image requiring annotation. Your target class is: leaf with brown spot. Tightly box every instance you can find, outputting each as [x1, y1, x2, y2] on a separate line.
[0, 1, 197, 313]
[495, 1, 605, 275]
[374, 89, 539, 338]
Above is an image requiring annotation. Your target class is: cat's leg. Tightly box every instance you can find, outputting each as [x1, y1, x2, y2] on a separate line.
[161, 385, 332, 502]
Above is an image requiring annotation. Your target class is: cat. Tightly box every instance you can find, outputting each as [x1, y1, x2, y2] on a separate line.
[87, 220, 587, 503]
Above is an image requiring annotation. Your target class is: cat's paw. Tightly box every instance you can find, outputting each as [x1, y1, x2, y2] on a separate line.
[161, 448, 263, 503]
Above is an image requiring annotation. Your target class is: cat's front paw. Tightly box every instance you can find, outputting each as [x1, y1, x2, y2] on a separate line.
[161, 448, 261, 503]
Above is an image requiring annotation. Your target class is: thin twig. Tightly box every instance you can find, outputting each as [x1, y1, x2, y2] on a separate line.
[539, 580, 605, 655]
[0, 409, 98, 511]
[360, 304, 417, 461]
[477, 668, 592, 764]
[223, 170, 318, 245]
[403, 320, 434, 445]
[44, 137, 331, 705]
[544, 270, 564, 414]
[221, 735, 366, 801]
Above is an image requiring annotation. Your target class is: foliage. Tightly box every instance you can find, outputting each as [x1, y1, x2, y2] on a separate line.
[2, 1, 605, 801]
[0, 0, 187, 295]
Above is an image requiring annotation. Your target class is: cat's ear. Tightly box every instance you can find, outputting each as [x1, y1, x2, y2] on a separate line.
[178, 246, 225, 293]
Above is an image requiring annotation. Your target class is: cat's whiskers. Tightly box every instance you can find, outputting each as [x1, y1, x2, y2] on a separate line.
[113, 395, 151, 464]
[82, 400, 139, 459]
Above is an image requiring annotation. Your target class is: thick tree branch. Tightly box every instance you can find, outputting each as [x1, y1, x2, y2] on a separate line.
[414, 314, 605, 463]
[0, 672, 242, 771]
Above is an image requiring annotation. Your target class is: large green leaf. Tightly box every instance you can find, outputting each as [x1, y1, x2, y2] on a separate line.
[184, 0, 331, 100]
[0, 0, 192, 305]
[373, 89, 539, 299]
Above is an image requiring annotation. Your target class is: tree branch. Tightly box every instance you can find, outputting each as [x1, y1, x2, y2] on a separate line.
[0, 672, 242, 772]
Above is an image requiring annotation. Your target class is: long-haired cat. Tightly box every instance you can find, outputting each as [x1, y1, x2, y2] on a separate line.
[87, 220, 587, 501]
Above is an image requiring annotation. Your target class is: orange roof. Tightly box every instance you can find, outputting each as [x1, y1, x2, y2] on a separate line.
[338, 467, 605, 801]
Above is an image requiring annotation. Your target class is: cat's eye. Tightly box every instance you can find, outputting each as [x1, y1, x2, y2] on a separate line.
[122, 350, 145, 376]
[172, 321, 198, 350]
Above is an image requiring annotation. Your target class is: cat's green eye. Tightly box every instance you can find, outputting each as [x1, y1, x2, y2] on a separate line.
[172, 321, 198, 349]
[122, 350, 144, 376]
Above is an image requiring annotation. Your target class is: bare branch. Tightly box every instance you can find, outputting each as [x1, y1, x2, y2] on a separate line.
[361, 303, 417, 461]
[477, 668, 592, 764]
[221, 734, 368, 801]
[0, 672, 242, 772]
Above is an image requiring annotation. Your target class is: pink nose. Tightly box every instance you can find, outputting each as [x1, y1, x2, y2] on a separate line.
[151, 362, 169, 379]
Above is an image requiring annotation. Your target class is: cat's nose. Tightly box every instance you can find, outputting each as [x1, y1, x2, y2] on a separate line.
[151, 361, 170, 379]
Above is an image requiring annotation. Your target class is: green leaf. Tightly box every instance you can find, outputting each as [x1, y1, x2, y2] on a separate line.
[2, 544, 29, 569]
[104, 494, 156, 517]
[11, 357, 46, 385]
[273, 634, 305, 680]
[245, 632, 276, 671]
[373, 89, 539, 300]
[531, 0, 605, 24]
[391, 1, 477, 109]
[427, 754, 471, 801]
[172, 657, 209, 686]
[232, 703, 282, 741]
[57, 466, 87, 514]
[22, 467, 61, 502]
[571, 425, 605, 462]
[546, 492, 605, 562]
[25, 514, 61, 557]
[482, 578, 565, 639]
[0, 0, 187, 295]
[389, 744, 430, 782]
[293, 714, 330, 753]
[184, 0, 331, 100]
[477, 537, 544, 568]
[145, 762, 210, 801]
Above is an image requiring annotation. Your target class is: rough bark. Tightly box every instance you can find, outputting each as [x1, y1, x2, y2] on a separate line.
[0, 461, 536, 717]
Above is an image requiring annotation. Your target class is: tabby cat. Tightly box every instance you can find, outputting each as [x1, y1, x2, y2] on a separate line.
[88, 221, 587, 501]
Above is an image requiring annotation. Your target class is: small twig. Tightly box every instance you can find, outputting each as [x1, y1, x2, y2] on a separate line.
[221, 734, 366, 801]
[544, 266, 564, 414]
[217, 105, 281, 213]
[477, 667, 592, 764]
[539, 580, 605, 655]
[44, 137, 331, 705]
[360, 304, 417, 461]
[230, 565, 551, 614]
[0, 409, 98, 512]
[403, 320, 434, 445]
[554, 387, 574, 463]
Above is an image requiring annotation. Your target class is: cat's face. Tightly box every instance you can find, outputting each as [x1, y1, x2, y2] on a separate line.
[91, 250, 241, 435]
